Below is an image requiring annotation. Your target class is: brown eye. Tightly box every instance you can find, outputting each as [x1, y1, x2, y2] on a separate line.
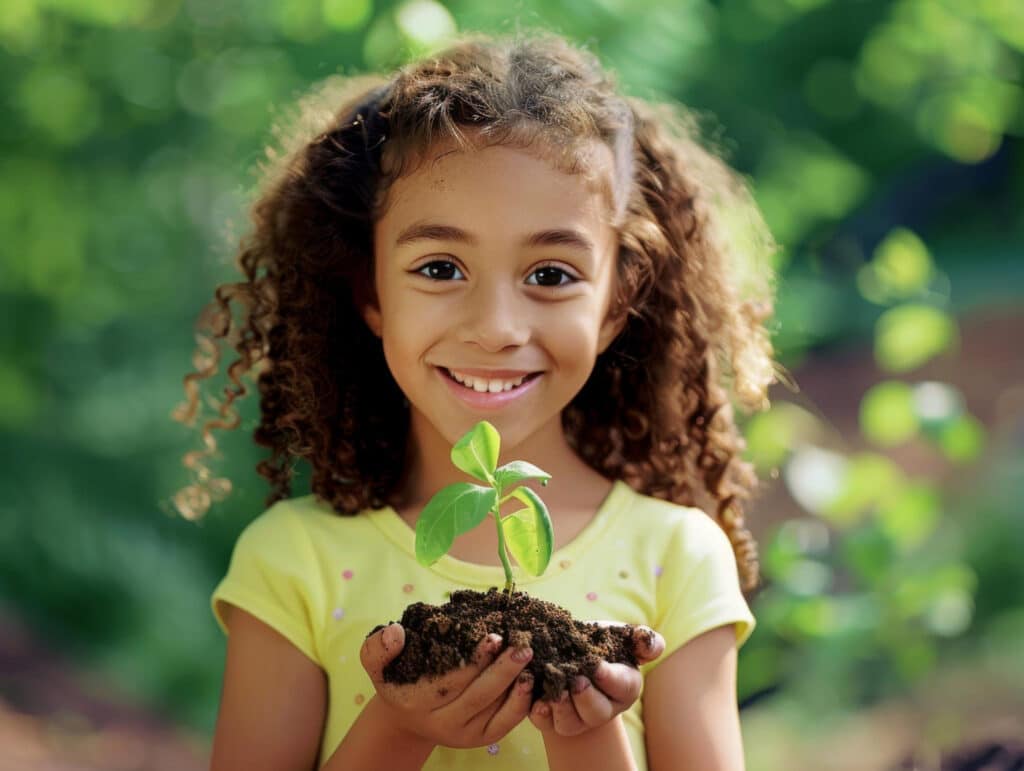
[527, 266, 577, 287]
[414, 260, 463, 280]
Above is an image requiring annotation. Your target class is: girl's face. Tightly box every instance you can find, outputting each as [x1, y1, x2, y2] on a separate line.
[363, 137, 626, 458]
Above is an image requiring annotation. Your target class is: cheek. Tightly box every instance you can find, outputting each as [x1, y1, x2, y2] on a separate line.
[553, 313, 603, 353]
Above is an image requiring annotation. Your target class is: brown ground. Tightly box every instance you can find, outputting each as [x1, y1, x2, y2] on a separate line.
[0, 611, 208, 771]
[376, 587, 642, 702]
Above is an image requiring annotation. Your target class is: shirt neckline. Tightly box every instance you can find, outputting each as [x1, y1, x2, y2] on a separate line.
[366, 478, 633, 587]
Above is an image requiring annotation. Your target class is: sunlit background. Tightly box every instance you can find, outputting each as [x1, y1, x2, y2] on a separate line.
[2, 0, 1022, 769]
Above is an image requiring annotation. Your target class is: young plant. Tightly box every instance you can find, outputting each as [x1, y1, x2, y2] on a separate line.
[414, 420, 553, 593]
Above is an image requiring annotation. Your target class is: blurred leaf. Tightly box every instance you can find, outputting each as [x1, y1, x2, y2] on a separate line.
[779, 558, 832, 596]
[823, 451, 906, 528]
[915, 77, 1023, 163]
[891, 637, 936, 681]
[763, 522, 805, 582]
[802, 57, 862, 121]
[322, 0, 373, 30]
[937, 414, 986, 462]
[788, 596, 838, 638]
[15, 65, 100, 145]
[876, 482, 941, 551]
[874, 304, 959, 373]
[857, 228, 935, 304]
[0, 364, 40, 429]
[755, 134, 871, 246]
[363, 12, 403, 68]
[860, 380, 919, 447]
[842, 523, 895, 585]
[743, 402, 819, 473]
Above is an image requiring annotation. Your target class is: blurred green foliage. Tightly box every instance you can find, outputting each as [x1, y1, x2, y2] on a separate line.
[1, 0, 1022, 753]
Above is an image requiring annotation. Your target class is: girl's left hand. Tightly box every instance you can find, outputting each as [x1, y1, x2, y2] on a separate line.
[528, 623, 665, 737]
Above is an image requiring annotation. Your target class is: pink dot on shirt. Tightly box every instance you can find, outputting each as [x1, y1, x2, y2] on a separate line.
[403, 583, 414, 593]
[586, 592, 598, 601]
[354, 693, 365, 705]
[342, 569, 354, 580]
[332, 607, 345, 620]
[654, 565, 664, 578]
[487, 743, 500, 756]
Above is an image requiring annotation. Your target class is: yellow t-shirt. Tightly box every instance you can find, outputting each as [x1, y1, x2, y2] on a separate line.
[211, 479, 755, 770]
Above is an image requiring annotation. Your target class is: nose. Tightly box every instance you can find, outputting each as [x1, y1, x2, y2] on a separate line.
[457, 278, 531, 352]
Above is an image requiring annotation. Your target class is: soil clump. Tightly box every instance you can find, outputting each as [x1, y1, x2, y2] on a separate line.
[371, 587, 646, 702]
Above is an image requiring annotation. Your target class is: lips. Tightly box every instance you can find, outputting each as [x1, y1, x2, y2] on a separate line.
[435, 366, 544, 411]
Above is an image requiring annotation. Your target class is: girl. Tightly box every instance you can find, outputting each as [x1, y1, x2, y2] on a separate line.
[173, 30, 779, 771]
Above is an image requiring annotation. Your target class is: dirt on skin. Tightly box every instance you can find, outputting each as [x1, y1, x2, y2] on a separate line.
[370, 587, 647, 703]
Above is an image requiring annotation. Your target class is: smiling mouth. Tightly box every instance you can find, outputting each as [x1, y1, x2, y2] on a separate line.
[439, 367, 543, 392]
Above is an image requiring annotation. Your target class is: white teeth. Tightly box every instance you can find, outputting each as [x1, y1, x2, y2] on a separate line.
[447, 369, 529, 393]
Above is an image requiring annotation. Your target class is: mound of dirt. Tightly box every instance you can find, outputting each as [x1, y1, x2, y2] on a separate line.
[371, 587, 646, 702]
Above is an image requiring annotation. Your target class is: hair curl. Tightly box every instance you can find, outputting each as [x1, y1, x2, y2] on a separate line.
[170, 31, 781, 593]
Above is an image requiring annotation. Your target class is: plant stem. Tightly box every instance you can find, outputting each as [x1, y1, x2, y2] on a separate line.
[493, 509, 515, 592]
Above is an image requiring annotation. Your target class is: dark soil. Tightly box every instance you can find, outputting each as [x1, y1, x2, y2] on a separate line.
[370, 588, 645, 702]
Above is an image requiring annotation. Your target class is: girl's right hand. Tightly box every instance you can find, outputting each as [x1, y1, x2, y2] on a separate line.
[359, 622, 535, 750]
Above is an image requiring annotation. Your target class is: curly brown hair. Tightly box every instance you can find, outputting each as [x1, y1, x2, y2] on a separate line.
[170, 31, 781, 593]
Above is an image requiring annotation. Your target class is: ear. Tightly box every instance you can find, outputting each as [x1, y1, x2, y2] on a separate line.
[597, 300, 628, 354]
[361, 301, 382, 338]
[354, 270, 383, 338]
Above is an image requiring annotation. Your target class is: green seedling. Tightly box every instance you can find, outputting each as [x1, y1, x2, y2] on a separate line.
[414, 420, 553, 593]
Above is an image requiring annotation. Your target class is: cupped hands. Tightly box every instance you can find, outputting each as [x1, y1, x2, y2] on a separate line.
[360, 623, 535, 750]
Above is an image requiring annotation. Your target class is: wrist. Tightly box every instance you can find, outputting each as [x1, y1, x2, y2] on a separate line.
[366, 695, 436, 757]
[542, 715, 636, 771]
[323, 694, 434, 771]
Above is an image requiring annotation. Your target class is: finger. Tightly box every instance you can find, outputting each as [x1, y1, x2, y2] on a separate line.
[481, 670, 534, 741]
[591, 661, 642, 706]
[585, 620, 664, 665]
[360, 623, 405, 685]
[549, 689, 587, 737]
[421, 633, 504, 707]
[528, 698, 555, 734]
[447, 643, 533, 720]
[569, 675, 615, 727]
[631, 625, 665, 664]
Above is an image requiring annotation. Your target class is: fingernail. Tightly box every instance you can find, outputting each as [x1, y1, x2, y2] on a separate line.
[639, 627, 656, 651]
[537, 702, 551, 717]
[572, 676, 590, 694]
[382, 624, 399, 650]
[512, 646, 533, 662]
[517, 671, 534, 693]
[558, 690, 570, 703]
[486, 633, 503, 653]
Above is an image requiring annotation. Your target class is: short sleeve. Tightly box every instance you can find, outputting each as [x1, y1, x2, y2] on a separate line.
[210, 502, 323, 665]
[642, 510, 755, 675]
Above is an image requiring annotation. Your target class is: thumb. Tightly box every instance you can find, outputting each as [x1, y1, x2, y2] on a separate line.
[360, 622, 405, 684]
[632, 625, 665, 665]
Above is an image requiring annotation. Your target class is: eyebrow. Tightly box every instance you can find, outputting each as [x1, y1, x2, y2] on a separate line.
[394, 221, 596, 255]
